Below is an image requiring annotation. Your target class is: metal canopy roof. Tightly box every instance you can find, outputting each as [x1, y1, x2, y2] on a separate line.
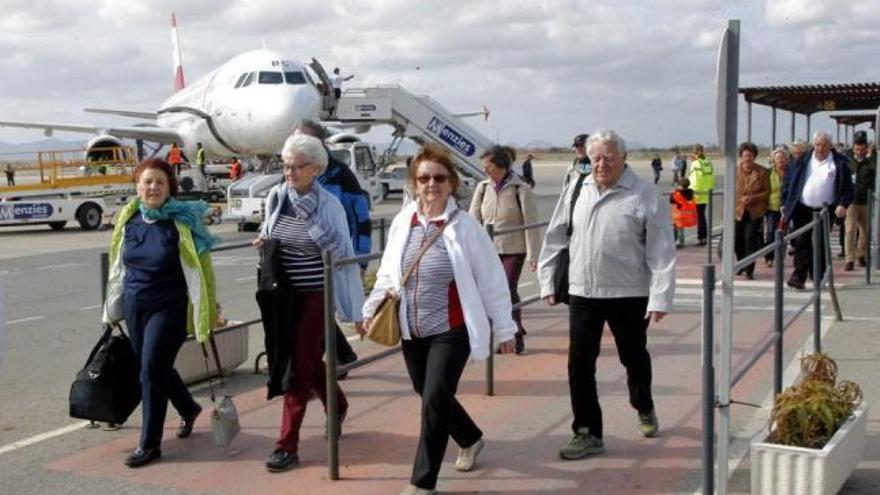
[829, 113, 876, 128]
[739, 82, 880, 115]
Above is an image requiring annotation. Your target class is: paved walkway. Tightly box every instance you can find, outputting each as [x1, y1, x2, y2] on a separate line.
[17, 240, 880, 494]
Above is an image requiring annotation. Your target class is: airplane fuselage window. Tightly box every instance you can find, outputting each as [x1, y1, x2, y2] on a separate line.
[241, 72, 256, 87]
[284, 71, 307, 85]
[258, 72, 284, 84]
[234, 72, 249, 88]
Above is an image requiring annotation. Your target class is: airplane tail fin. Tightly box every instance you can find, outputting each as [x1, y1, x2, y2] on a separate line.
[171, 12, 186, 92]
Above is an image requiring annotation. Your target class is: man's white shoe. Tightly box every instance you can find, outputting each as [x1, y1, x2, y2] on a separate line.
[399, 484, 435, 495]
[454, 438, 485, 472]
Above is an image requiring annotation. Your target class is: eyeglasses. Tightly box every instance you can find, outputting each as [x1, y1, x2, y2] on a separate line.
[284, 162, 313, 173]
[416, 174, 449, 184]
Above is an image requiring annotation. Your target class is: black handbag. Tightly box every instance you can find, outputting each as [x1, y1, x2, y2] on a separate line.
[69, 324, 141, 424]
[553, 173, 587, 304]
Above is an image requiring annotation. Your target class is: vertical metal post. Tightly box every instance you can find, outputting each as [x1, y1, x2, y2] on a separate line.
[812, 213, 822, 354]
[835, 123, 840, 146]
[379, 218, 387, 250]
[715, 19, 740, 495]
[773, 230, 785, 396]
[100, 252, 109, 303]
[806, 114, 812, 141]
[322, 250, 339, 480]
[707, 189, 714, 263]
[790, 111, 796, 142]
[868, 191, 873, 285]
[746, 101, 752, 141]
[701, 265, 716, 495]
[822, 211, 843, 322]
[485, 224, 495, 396]
[771, 107, 777, 148]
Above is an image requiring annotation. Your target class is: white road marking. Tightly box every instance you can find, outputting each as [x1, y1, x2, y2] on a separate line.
[235, 275, 257, 282]
[79, 304, 101, 311]
[0, 421, 89, 457]
[7, 315, 45, 325]
[35, 262, 84, 271]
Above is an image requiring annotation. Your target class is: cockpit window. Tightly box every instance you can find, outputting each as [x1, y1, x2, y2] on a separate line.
[258, 72, 284, 84]
[284, 71, 306, 84]
[234, 72, 248, 88]
[241, 72, 256, 87]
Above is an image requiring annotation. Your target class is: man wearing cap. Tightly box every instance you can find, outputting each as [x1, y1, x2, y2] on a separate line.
[564, 134, 591, 187]
[843, 131, 875, 271]
[687, 145, 715, 245]
[782, 131, 853, 289]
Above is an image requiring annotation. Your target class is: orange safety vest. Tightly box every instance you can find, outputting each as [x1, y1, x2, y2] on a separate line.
[229, 162, 241, 180]
[168, 147, 182, 165]
[671, 190, 697, 228]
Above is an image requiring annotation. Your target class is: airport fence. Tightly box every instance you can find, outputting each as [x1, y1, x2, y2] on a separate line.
[701, 206, 844, 494]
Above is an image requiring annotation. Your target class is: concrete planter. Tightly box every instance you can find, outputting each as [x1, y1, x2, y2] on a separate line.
[175, 322, 249, 384]
[751, 401, 868, 495]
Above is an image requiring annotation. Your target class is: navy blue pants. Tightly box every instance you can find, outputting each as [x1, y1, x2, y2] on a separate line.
[124, 297, 199, 450]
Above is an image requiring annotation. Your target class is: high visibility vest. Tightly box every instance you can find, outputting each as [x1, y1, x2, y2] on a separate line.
[671, 190, 698, 228]
[196, 148, 206, 165]
[229, 162, 241, 180]
[168, 147, 183, 165]
[688, 157, 715, 204]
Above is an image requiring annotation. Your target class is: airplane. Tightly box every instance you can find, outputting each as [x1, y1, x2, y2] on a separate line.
[0, 13, 330, 163]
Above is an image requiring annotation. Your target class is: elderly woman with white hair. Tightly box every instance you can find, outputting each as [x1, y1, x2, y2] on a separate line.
[253, 133, 364, 473]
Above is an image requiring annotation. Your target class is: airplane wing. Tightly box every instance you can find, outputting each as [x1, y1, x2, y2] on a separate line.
[0, 120, 181, 144]
[84, 108, 159, 119]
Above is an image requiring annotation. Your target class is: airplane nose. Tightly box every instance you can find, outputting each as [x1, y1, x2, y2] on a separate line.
[257, 87, 319, 143]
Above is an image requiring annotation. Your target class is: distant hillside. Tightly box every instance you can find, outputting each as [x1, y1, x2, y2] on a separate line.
[0, 139, 88, 162]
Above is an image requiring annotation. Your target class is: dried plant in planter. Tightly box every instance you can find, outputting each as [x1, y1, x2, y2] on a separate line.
[767, 353, 862, 448]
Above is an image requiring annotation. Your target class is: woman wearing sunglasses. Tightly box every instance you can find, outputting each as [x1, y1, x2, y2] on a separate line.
[361, 145, 517, 495]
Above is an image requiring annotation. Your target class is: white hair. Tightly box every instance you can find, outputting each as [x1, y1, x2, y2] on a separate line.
[586, 129, 627, 155]
[281, 134, 328, 174]
[811, 131, 831, 145]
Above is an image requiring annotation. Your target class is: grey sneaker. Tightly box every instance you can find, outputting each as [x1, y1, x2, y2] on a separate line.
[559, 428, 604, 460]
[399, 484, 435, 495]
[454, 438, 484, 471]
[638, 410, 659, 438]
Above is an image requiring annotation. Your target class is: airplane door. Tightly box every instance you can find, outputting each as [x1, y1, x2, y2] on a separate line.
[308, 58, 336, 116]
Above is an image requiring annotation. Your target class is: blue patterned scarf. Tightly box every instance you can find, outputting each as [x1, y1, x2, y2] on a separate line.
[139, 197, 216, 254]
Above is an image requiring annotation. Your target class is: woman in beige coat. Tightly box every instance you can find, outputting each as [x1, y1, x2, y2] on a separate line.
[469, 145, 541, 354]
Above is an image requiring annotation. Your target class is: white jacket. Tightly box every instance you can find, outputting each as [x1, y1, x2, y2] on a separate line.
[363, 197, 517, 361]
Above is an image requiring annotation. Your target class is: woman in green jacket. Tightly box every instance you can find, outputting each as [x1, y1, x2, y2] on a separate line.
[103, 158, 217, 467]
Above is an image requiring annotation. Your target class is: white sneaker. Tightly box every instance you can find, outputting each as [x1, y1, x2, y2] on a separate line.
[454, 438, 485, 472]
[399, 484, 435, 495]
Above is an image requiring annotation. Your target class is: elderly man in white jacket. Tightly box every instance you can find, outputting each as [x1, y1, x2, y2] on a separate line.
[538, 129, 676, 461]
[362, 145, 516, 495]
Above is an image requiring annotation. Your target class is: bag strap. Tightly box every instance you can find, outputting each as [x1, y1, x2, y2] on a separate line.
[400, 210, 459, 288]
[200, 331, 225, 403]
[566, 173, 587, 237]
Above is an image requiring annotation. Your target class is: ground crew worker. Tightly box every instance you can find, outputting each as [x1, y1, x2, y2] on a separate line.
[229, 157, 243, 181]
[564, 133, 591, 186]
[5, 164, 15, 186]
[687, 144, 715, 245]
[195, 142, 206, 176]
[670, 178, 697, 247]
[167, 142, 183, 175]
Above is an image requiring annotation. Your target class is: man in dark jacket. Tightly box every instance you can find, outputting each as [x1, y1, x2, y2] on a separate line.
[843, 131, 876, 270]
[781, 131, 853, 289]
[294, 120, 370, 370]
[520, 154, 535, 187]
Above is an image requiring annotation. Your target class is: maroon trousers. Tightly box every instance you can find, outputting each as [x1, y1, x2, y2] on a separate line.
[499, 254, 526, 337]
[276, 290, 348, 453]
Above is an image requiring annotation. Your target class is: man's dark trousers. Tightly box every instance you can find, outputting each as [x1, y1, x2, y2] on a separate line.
[789, 202, 828, 284]
[696, 203, 708, 242]
[568, 296, 654, 439]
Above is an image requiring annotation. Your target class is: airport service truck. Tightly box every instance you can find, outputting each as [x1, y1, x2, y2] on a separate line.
[227, 139, 383, 231]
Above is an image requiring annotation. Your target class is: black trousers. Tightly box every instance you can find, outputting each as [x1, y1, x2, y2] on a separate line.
[124, 297, 199, 450]
[696, 203, 708, 241]
[568, 296, 654, 439]
[790, 202, 828, 283]
[734, 211, 763, 276]
[402, 329, 481, 490]
[764, 210, 782, 261]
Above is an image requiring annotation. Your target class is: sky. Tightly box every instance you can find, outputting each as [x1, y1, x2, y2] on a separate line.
[0, 0, 878, 149]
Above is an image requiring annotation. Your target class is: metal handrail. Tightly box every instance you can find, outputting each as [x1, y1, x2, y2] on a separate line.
[732, 217, 820, 273]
